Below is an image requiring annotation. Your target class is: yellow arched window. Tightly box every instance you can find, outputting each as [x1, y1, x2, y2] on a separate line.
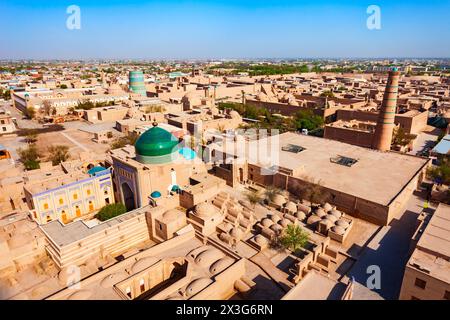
[61, 210, 67, 223]
[59, 198, 64, 205]
[87, 189, 91, 196]
[75, 205, 81, 217]
[43, 203, 49, 210]
[88, 201, 94, 212]
[73, 193, 78, 200]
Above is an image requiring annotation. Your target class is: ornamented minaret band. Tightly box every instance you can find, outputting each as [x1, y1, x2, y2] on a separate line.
[372, 67, 400, 151]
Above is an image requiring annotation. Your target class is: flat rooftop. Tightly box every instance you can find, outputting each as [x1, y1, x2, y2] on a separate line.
[282, 270, 347, 300]
[408, 203, 450, 284]
[212, 132, 428, 205]
[40, 205, 154, 247]
[24, 169, 110, 195]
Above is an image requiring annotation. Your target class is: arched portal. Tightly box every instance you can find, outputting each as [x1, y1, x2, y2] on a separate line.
[121, 182, 135, 211]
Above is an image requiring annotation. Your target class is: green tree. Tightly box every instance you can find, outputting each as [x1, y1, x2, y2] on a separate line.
[18, 144, 40, 170]
[293, 110, 324, 131]
[76, 100, 96, 110]
[59, 84, 68, 89]
[48, 145, 70, 165]
[428, 159, 450, 185]
[95, 203, 127, 221]
[312, 65, 322, 73]
[320, 90, 335, 98]
[280, 224, 310, 253]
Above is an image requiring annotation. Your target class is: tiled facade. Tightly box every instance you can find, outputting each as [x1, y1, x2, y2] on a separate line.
[26, 170, 114, 225]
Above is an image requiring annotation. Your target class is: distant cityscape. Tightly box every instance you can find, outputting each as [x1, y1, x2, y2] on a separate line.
[0, 57, 449, 302]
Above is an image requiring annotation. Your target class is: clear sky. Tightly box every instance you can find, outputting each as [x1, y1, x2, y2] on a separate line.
[0, 0, 449, 60]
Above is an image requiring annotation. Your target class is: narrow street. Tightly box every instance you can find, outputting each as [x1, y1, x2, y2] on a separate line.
[347, 191, 433, 300]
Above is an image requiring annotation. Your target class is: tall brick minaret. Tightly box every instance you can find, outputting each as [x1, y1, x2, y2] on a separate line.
[372, 68, 400, 151]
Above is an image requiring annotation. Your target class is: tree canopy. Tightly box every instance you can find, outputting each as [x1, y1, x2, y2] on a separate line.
[18, 144, 40, 170]
[428, 159, 450, 185]
[293, 110, 324, 131]
[95, 203, 127, 221]
[280, 224, 310, 253]
[218, 102, 324, 133]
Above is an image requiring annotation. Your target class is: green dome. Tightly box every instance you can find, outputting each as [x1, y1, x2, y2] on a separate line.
[135, 126, 179, 164]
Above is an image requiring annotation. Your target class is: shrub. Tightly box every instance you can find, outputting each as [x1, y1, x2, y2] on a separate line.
[279, 224, 309, 253]
[18, 144, 41, 170]
[95, 203, 127, 221]
[23, 159, 40, 170]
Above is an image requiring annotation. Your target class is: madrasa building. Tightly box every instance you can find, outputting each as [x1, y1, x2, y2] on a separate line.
[110, 123, 224, 211]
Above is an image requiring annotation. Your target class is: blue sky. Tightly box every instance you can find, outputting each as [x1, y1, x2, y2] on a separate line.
[0, 0, 449, 59]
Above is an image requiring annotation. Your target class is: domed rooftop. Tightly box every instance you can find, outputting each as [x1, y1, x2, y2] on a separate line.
[336, 219, 350, 229]
[270, 224, 283, 233]
[280, 219, 291, 227]
[135, 125, 179, 164]
[272, 194, 286, 206]
[209, 257, 234, 275]
[270, 214, 282, 223]
[195, 248, 224, 268]
[331, 225, 346, 235]
[162, 209, 184, 222]
[230, 227, 243, 239]
[307, 215, 321, 226]
[315, 208, 327, 218]
[285, 201, 297, 213]
[295, 211, 306, 220]
[150, 191, 161, 198]
[323, 203, 333, 212]
[329, 209, 342, 218]
[194, 202, 219, 219]
[186, 277, 213, 297]
[261, 218, 274, 228]
[324, 214, 338, 223]
[131, 257, 159, 274]
[187, 245, 211, 259]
